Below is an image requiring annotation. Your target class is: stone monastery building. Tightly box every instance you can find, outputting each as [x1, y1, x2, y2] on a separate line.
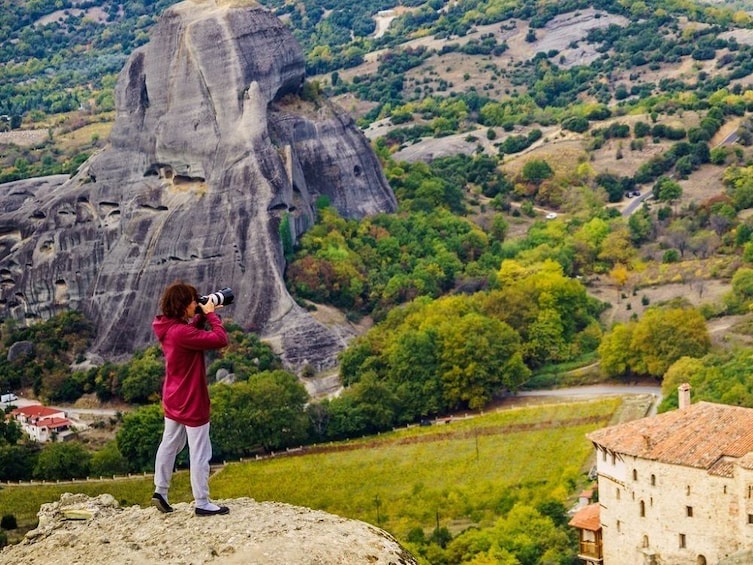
[571, 385, 753, 564]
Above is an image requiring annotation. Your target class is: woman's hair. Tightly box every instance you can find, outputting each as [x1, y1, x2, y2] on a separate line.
[160, 281, 198, 319]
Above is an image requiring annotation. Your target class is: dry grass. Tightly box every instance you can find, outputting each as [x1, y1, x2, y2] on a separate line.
[55, 121, 113, 151]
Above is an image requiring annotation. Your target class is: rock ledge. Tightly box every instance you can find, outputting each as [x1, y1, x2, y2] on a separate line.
[0, 493, 417, 565]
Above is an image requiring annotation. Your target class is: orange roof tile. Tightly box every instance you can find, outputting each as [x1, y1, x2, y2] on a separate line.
[569, 503, 601, 530]
[587, 402, 753, 471]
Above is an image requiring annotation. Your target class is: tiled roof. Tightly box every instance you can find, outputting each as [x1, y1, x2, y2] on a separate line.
[587, 401, 753, 471]
[11, 406, 64, 419]
[35, 417, 70, 429]
[569, 503, 601, 531]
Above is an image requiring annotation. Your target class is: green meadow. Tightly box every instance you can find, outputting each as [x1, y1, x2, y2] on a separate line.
[0, 398, 622, 549]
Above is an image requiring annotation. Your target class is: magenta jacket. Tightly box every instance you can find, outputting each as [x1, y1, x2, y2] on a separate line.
[152, 313, 228, 426]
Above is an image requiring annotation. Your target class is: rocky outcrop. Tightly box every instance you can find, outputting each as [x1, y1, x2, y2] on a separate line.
[0, 493, 418, 564]
[0, 0, 395, 369]
[7, 341, 33, 362]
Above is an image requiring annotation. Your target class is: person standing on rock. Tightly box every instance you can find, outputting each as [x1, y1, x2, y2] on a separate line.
[150, 281, 230, 516]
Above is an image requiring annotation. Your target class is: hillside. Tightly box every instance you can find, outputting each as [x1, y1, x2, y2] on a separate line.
[3, 0, 753, 422]
[5, 2, 753, 564]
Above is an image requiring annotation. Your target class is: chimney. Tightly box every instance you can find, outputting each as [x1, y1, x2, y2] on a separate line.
[678, 383, 691, 409]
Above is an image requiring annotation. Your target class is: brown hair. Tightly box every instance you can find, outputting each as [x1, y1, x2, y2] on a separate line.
[160, 281, 198, 319]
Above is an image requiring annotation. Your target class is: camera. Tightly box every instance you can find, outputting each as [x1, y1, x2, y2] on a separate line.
[198, 287, 234, 311]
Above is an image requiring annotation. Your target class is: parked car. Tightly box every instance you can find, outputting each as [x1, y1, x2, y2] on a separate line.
[545, 212, 558, 219]
[1, 393, 18, 403]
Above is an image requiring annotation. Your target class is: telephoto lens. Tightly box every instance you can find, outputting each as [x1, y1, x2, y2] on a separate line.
[198, 287, 234, 307]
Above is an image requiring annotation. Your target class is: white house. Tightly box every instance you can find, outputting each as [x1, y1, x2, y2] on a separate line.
[572, 385, 753, 564]
[9, 405, 74, 442]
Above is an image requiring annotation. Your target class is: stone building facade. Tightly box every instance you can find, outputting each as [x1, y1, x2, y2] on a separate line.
[584, 391, 753, 564]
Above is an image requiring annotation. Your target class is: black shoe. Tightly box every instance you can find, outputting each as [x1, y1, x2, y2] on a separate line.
[195, 505, 229, 516]
[151, 493, 173, 513]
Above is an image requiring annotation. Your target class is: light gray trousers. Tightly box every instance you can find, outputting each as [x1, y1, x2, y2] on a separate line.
[154, 417, 212, 506]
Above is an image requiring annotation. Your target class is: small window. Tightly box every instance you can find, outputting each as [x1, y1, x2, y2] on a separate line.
[747, 514, 753, 525]
[602, 450, 607, 462]
[687, 485, 692, 495]
[616, 520, 621, 532]
[616, 488, 621, 500]
[680, 533, 686, 549]
[633, 469, 638, 481]
[724, 485, 728, 494]
[651, 474, 656, 486]
[687, 506, 693, 517]
[640, 500, 646, 517]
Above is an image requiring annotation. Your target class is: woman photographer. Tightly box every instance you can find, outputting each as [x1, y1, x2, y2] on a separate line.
[150, 281, 229, 516]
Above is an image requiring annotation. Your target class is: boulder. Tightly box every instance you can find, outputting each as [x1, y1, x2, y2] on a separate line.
[0, 0, 395, 370]
[7, 340, 33, 362]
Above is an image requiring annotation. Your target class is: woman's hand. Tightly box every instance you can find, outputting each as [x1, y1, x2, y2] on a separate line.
[201, 301, 223, 314]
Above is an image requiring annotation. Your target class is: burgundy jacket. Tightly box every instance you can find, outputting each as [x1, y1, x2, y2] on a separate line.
[152, 313, 228, 426]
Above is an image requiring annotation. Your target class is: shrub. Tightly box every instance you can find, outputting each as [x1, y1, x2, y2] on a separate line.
[663, 249, 680, 263]
[0, 514, 16, 530]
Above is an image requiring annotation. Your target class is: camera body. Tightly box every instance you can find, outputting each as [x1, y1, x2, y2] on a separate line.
[198, 287, 234, 311]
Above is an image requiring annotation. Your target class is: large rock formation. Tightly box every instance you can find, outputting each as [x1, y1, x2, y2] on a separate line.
[0, 0, 396, 369]
[0, 493, 418, 564]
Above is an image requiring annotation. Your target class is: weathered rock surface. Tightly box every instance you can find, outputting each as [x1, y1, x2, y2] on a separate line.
[0, 493, 418, 565]
[7, 340, 33, 362]
[0, 0, 395, 369]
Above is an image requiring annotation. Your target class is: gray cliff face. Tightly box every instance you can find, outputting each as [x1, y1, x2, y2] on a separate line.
[0, 0, 396, 369]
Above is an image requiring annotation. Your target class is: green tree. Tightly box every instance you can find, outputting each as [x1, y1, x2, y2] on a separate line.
[524, 307, 568, 366]
[0, 444, 38, 481]
[0, 418, 22, 445]
[244, 371, 310, 451]
[631, 307, 711, 378]
[116, 404, 164, 472]
[598, 323, 637, 377]
[211, 371, 310, 457]
[731, 267, 753, 309]
[447, 503, 574, 563]
[120, 346, 163, 404]
[386, 327, 444, 420]
[660, 357, 708, 410]
[521, 159, 554, 185]
[345, 372, 401, 432]
[33, 442, 91, 480]
[89, 440, 130, 477]
[628, 208, 653, 244]
[654, 176, 682, 205]
[439, 313, 528, 410]
[0, 514, 17, 530]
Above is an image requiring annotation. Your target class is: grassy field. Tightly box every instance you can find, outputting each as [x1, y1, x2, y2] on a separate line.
[0, 397, 625, 549]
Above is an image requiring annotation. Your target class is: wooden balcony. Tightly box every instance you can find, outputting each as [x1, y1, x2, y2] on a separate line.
[577, 540, 603, 563]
